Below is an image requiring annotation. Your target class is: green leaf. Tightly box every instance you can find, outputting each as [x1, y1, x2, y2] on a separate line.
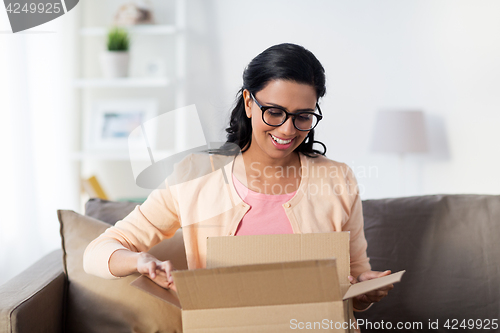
[106, 27, 130, 51]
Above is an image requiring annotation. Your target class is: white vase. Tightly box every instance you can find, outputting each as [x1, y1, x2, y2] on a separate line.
[100, 51, 130, 78]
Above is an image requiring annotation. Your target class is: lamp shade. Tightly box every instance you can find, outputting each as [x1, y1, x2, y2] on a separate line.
[370, 110, 428, 153]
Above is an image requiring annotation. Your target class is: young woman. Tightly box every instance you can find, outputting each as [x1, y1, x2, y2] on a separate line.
[84, 43, 393, 312]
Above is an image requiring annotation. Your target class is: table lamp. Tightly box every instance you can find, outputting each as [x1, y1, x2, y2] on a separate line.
[370, 110, 429, 196]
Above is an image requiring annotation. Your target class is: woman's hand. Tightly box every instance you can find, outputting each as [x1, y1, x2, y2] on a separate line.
[348, 270, 394, 311]
[137, 252, 177, 292]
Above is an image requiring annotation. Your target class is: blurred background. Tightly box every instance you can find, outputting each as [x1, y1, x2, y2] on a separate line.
[1, 0, 499, 285]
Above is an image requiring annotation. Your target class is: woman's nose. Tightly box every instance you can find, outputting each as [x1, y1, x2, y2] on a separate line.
[279, 117, 296, 135]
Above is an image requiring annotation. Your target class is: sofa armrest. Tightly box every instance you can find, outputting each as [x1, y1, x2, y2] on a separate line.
[0, 249, 65, 333]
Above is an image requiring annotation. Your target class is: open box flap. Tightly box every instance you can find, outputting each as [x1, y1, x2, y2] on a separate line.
[343, 270, 406, 300]
[130, 275, 181, 308]
[172, 259, 343, 310]
[206, 232, 350, 285]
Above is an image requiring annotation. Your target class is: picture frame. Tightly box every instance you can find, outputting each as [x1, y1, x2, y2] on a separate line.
[86, 99, 158, 151]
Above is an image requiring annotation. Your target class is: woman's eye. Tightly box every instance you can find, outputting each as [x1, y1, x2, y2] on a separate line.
[297, 114, 312, 121]
[267, 109, 284, 117]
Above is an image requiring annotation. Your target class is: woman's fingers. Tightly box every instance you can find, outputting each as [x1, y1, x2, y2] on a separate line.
[363, 284, 393, 302]
[136, 256, 177, 290]
[366, 291, 389, 302]
[148, 261, 157, 279]
[351, 270, 394, 305]
[145, 260, 177, 290]
[359, 269, 391, 282]
[163, 261, 176, 283]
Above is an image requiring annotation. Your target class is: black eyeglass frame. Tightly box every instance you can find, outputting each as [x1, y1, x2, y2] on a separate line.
[250, 93, 323, 131]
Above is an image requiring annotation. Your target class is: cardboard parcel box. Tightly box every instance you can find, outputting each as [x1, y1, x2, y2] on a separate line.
[131, 232, 404, 332]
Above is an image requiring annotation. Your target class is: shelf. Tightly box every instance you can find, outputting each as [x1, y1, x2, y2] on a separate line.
[75, 0, 187, 204]
[74, 77, 171, 88]
[80, 24, 177, 36]
[71, 150, 175, 161]
[72, 151, 132, 161]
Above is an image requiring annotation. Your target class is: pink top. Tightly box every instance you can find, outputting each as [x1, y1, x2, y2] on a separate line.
[232, 174, 296, 235]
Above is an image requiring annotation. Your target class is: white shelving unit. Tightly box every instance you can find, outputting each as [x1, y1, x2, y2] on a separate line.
[71, 150, 175, 161]
[74, 0, 187, 202]
[80, 24, 177, 36]
[74, 77, 171, 88]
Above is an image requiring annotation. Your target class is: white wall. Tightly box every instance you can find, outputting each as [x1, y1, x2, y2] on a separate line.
[199, 0, 500, 199]
[78, 0, 500, 202]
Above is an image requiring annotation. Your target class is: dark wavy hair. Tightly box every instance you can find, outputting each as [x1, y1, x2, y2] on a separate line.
[223, 43, 327, 157]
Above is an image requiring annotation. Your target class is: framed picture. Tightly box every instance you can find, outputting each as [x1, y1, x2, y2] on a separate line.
[86, 99, 158, 151]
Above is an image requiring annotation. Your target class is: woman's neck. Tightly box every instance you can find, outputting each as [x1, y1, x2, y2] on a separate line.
[232, 148, 302, 194]
[243, 145, 299, 169]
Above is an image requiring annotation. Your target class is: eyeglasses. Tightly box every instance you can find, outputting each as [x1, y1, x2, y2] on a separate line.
[250, 93, 323, 131]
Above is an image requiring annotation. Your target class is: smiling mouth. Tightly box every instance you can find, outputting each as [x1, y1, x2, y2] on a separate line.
[270, 133, 294, 144]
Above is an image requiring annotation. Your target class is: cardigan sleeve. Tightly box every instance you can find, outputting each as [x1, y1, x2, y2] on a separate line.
[83, 180, 181, 279]
[342, 164, 371, 279]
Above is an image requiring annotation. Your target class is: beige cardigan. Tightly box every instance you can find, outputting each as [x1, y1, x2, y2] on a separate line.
[83, 152, 371, 279]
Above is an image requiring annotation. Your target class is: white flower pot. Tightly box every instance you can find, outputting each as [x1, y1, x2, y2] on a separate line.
[100, 51, 130, 78]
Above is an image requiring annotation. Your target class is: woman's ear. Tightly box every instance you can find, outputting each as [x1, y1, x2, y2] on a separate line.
[242, 89, 252, 119]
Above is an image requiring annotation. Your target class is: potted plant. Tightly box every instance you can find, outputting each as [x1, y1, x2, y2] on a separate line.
[100, 27, 130, 78]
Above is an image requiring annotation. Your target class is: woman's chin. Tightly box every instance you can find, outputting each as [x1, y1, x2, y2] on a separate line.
[264, 145, 299, 160]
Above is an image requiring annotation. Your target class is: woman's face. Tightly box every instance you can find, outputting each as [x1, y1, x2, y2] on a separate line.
[243, 80, 318, 162]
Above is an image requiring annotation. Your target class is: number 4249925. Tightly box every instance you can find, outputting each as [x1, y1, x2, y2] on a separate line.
[6, 3, 62, 14]
[444, 319, 498, 330]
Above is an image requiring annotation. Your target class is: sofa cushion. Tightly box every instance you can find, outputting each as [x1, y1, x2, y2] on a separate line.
[355, 194, 500, 331]
[85, 198, 139, 225]
[58, 210, 186, 333]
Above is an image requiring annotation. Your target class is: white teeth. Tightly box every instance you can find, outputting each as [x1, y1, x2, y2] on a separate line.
[271, 134, 292, 144]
